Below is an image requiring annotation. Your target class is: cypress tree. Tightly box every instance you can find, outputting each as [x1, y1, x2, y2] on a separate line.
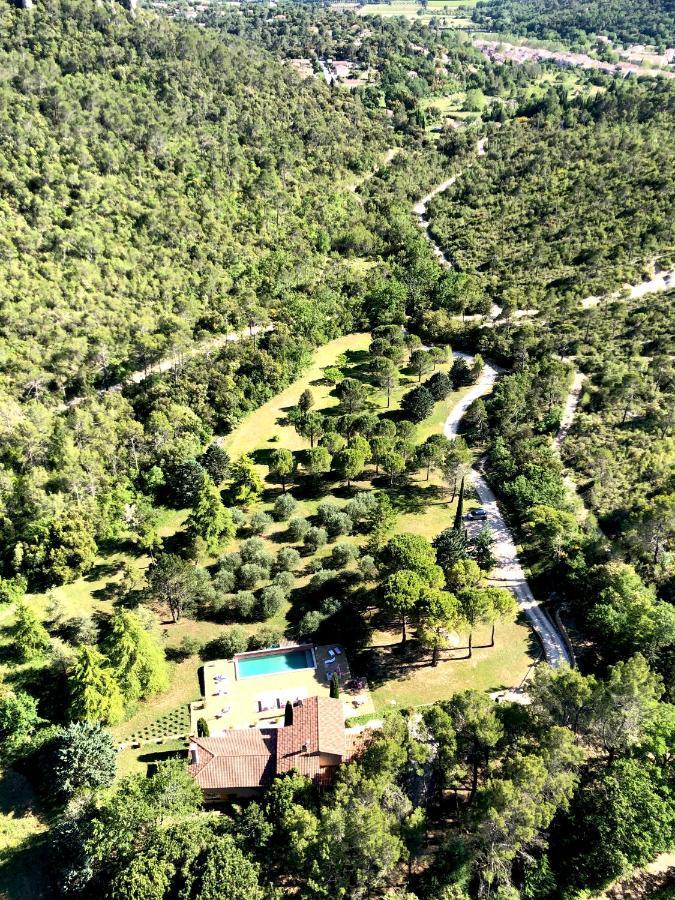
[284, 700, 294, 725]
[453, 477, 465, 530]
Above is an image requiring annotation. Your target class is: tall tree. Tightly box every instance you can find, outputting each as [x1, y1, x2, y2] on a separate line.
[383, 570, 426, 644]
[269, 448, 295, 493]
[186, 477, 235, 553]
[69, 645, 124, 726]
[106, 610, 169, 703]
[51, 722, 117, 801]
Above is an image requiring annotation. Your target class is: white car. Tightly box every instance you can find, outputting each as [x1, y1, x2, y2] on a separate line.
[466, 507, 488, 520]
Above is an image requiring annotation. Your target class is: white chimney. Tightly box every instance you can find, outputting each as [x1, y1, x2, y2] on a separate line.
[189, 741, 199, 766]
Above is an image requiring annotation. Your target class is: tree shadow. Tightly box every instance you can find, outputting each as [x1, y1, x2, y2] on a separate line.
[83, 560, 123, 583]
[91, 581, 122, 603]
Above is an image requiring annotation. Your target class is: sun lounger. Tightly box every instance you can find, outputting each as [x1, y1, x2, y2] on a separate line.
[332, 646, 342, 655]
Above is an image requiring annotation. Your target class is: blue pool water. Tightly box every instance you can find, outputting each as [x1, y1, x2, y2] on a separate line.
[236, 648, 314, 679]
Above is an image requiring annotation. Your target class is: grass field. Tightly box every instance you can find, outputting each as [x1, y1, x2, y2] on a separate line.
[0, 769, 49, 900]
[358, 0, 476, 24]
[365, 617, 537, 711]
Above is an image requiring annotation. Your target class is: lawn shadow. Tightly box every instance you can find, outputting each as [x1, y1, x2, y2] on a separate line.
[91, 580, 122, 602]
[380, 480, 448, 516]
[83, 560, 122, 583]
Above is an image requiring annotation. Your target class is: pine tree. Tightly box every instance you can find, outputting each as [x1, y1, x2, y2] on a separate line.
[106, 610, 169, 704]
[453, 477, 465, 530]
[284, 700, 294, 726]
[186, 476, 235, 553]
[330, 672, 340, 699]
[13, 601, 50, 661]
[69, 645, 124, 725]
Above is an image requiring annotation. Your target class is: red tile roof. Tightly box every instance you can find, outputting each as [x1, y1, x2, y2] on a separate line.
[189, 697, 347, 792]
[189, 730, 277, 790]
[276, 696, 345, 777]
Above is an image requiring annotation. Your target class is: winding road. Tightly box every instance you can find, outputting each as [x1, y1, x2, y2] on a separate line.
[442, 354, 573, 668]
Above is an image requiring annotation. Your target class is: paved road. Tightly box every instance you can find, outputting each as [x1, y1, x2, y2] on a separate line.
[443, 352, 573, 668]
[470, 470, 574, 668]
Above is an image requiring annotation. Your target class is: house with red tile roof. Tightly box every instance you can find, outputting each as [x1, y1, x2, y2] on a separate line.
[188, 696, 358, 801]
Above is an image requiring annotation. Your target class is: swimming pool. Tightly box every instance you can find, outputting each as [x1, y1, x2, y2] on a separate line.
[235, 646, 316, 679]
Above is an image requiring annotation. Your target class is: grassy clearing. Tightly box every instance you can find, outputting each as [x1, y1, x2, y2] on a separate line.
[223, 333, 371, 459]
[116, 739, 189, 779]
[0, 769, 49, 900]
[365, 616, 537, 711]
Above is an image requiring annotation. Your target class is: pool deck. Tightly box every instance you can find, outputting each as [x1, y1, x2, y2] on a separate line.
[190, 643, 374, 734]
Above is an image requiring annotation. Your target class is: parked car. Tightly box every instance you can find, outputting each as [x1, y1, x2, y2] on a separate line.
[466, 507, 488, 520]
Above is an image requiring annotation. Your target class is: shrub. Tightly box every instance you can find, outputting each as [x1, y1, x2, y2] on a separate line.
[320, 596, 343, 616]
[316, 502, 353, 539]
[330, 543, 357, 569]
[249, 511, 272, 536]
[297, 610, 327, 637]
[273, 571, 295, 596]
[228, 507, 247, 530]
[258, 586, 285, 620]
[232, 590, 256, 620]
[309, 569, 340, 593]
[219, 552, 242, 572]
[358, 554, 378, 582]
[272, 494, 297, 522]
[329, 673, 340, 699]
[197, 717, 210, 737]
[237, 564, 269, 590]
[177, 636, 202, 659]
[345, 492, 378, 525]
[200, 626, 248, 661]
[239, 537, 273, 568]
[248, 626, 284, 652]
[212, 569, 236, 594]
[304, 526, 328, 553]
[287, 517, 310, 541]
[275, 547, 300, 573]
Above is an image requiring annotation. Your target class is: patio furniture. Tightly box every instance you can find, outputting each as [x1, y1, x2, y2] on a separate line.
[331, 646, 342, 656]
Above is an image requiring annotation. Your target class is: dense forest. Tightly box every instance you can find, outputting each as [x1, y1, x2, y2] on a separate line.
[0, 0, 390, 397]
[472, 0, 675, 49]
[425, 80, 675, 313]
[0, 1, 673, 898]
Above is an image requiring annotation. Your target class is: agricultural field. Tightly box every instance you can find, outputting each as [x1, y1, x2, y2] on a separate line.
[358, 0, 477, 26]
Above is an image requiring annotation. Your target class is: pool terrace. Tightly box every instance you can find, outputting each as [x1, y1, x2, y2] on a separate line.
[189, 643, 374, 734]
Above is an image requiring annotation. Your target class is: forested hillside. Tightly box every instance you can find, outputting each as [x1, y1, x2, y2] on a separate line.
[0, 0, 388, 397]
[426, 80, 675, 312]
[472, 0, 675, 48]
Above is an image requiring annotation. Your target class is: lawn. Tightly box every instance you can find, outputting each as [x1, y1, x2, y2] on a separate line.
[365, 616, 537, 711]
[0, 769, 49, 900]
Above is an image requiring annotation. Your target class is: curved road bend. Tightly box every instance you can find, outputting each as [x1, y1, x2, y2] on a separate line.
[442, 354, 573, 668]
